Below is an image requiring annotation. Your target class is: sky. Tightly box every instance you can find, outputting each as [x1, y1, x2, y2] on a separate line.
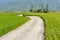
[0, 0, 60, 11]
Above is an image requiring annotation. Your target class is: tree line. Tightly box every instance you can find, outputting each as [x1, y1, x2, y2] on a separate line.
[29, 4, 49, 13]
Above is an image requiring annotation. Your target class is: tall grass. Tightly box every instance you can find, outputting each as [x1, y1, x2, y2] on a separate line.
[39, 14, 60, 40]
[0, 16, 29, 36]
[24, 12, 60, 40]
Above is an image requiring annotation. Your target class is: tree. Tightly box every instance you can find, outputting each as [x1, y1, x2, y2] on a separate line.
[36, 9, 41, 13]
[45, 4, 49, 13]
[38, 5, 42, 12]
[29, 5, 33, 12]
[43, 8, 46, 13]
[41, 4, 43, 12]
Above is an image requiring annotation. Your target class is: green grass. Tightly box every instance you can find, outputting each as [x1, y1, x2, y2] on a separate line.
[0, 12, 60, 40]
[24, 12, 60, 40]
[0, 16, 29, 36]
[0, 12, 21, 16]
[39, 14, 60, 40]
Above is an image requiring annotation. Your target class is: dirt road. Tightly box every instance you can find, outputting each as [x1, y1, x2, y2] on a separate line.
[0, 16, 44, 40]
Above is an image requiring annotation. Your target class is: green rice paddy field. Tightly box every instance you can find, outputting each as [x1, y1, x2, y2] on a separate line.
[0, 12, 29, 36]
[0, 12, 60, 40]
[24, 12, 60, 40]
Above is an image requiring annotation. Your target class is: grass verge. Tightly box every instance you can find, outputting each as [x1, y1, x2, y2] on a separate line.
[0, 16, 29, 36]
[24, 12, 60, 40]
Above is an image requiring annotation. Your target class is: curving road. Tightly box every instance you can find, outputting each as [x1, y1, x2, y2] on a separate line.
[0, 16, 44, 40]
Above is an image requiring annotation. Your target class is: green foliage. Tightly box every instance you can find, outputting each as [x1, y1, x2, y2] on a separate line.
[40, 14, 60, 40]
[29, 5, 33, 12]
[0, 14, 29, 36]
[29, 4, 49, 13]
[24, 12, 60, 40]
[30, 9, 33, 12]
[44, 4, 49, 13]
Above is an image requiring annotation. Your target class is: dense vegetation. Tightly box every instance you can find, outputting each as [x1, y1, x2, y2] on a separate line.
[0, 13, 29, 36]
[0, 12, 60, 40]
[24, 12, 60, 40]
[29, 4, 49, 13]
